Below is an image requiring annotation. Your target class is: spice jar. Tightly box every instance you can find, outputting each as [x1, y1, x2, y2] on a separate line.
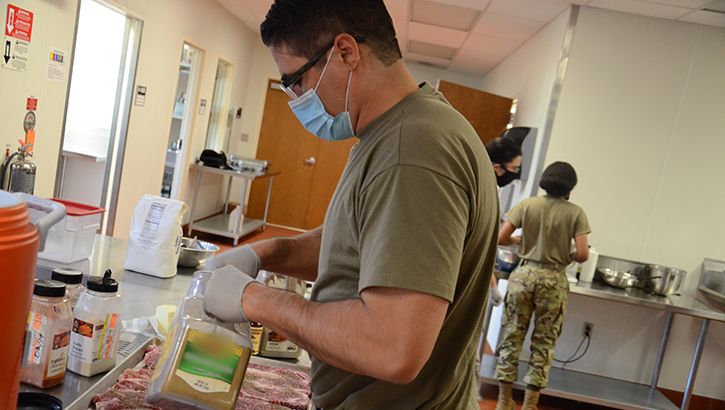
[20, 279, 73, 389]
[67, 269, 122, 377]
[146, 271, 253, 410]
[51, 268, 84, 311]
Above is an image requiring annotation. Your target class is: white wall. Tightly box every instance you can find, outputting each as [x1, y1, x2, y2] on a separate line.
[106, 0, 259, 237]
[0, 0, 79, 196]
[481, 8, 572, 208]
[544, 7, 725, 399]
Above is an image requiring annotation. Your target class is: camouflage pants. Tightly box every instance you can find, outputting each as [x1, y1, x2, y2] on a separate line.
[494, 264, 569, 388]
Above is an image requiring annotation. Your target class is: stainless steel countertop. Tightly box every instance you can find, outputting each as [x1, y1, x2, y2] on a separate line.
[22, 234, 311, 407]
[569, 279, 725, 322]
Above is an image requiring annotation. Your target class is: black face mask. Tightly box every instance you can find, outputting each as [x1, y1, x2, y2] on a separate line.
[496, 170, 518, 187]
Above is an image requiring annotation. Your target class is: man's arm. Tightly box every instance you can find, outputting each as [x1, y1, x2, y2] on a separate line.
[251, 226, 322, 281]
[243, 283, 449, 385]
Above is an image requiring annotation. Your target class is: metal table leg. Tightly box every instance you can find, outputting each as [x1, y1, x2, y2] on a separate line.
[188, 167, 203, 236]
[651, 312, 674, 389]
[233, 179, 249, 246]
[224, 175, 233, 214]
[262, 176, 274, 232]
[681, 319, 709, 410]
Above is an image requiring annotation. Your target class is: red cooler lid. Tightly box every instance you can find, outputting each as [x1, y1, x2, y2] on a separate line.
[50, 198, 105, 217]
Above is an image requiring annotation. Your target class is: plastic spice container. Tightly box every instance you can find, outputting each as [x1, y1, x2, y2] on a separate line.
[146, 271, 253, 410]
[51, 268, 84, 311]
[257, 271, 304, 359]
[20, 279, 73, 389]
[67, 269, 122, 377]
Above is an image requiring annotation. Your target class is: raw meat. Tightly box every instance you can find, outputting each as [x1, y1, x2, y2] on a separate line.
[240, 378, 310, 410]
[246, 364, 311, 393]
[92, 345, 312, 410]
[235, 396, 292, 410]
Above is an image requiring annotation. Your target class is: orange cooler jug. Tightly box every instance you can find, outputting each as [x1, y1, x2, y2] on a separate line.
[0, 191, 65, 409]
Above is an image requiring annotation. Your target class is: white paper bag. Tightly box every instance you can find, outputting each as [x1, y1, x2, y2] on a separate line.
[227, 205, 244, 233]
[124, 194, 188, 278]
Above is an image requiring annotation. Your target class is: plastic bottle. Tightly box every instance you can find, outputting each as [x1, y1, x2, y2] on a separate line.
[51, 268, 84, 311]
[20, 279, 73, 389]
[67, 269, 123, 377]
[249, 322, 263, 355]
[257, 270, 304, 359]
[146, 271, 253, 410]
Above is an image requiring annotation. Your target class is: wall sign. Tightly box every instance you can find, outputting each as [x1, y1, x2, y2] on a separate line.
[46, 46, 68, 82]
[135, 86, 146, 106]
[2, 4, 33, 72]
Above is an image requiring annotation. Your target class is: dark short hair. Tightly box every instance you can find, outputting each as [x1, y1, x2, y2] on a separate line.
[260, 0, 402, 67]
[485, 137, 522, 166]
[540, 162, 578, 197]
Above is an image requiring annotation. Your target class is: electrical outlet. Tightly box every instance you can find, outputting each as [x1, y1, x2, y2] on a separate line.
[583, 322, 594, 338]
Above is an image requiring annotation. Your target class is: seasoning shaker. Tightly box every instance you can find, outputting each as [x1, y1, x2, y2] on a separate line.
[51, 268, 84, 311]
[66, 269, 123, 377]
[20, 279, 73, 389]
[146, 270, 253, 410]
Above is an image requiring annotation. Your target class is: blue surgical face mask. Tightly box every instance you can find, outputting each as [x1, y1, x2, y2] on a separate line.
[288, 46, 355, 141]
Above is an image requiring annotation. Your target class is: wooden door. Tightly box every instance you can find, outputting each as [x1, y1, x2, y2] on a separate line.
[437, 80, 513, 145]
[246, 81, 356, 230]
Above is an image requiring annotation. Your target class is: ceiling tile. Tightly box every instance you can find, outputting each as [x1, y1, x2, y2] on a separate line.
[589, 0, 692, 19]
[644, 0, 711, 7]
[487, 0, 572, 22]
[385, 0, 411, 20]
[677, 9, 725, 26]
[412, 0, 480, 31]
[408, 39, 458, 59]
[453, 32, 521, 70]
[702, 0, 725, 12]
[472, 12, 546, 42]
[407, 21, 469, 47]
[417, 0, 492, 11]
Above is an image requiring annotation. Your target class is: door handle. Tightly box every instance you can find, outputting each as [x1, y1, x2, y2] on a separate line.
[304, 157, 316, 165]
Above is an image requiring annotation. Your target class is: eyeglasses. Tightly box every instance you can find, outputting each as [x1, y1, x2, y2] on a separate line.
[280, 42, 335, 100]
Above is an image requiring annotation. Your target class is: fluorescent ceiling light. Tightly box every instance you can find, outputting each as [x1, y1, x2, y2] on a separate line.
[408, 40, 458, 60]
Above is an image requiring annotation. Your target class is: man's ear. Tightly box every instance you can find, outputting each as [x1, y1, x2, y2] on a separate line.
[334, 33, 360, 69]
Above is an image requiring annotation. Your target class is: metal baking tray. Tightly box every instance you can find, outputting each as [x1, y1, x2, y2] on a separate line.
[65, 337, 313, 410]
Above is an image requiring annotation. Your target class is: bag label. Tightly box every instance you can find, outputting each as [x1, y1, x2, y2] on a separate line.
[175, 330, 244, 393]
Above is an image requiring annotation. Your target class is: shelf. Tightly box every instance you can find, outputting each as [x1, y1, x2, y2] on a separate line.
[479, 354, 679, 410]
[189, 214, 265, 243]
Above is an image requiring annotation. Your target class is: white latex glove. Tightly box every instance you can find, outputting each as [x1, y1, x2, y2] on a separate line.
[204, 244, 262, 278]
[490, 286, 503, 307]
[203, 266, 254, 323]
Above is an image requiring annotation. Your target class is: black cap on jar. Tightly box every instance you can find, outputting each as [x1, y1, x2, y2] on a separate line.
[87, 269, 119, 293]
[52, 268, 84, 285]
[34, 279, 67, 298]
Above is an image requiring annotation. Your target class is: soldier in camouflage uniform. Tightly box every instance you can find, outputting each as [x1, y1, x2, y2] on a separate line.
[494, 162, 591, 410]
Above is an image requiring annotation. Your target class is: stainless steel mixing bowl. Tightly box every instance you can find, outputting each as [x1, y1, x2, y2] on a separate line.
[177, 237, 220, 268]
[497, 245, 520, 272]
[641, 265, 686, 296]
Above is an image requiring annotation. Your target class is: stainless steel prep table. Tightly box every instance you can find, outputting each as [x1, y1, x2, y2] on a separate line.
[480, 277, 725, 410]
[187, 163, 280, 245]
[21, 235, 311, 408]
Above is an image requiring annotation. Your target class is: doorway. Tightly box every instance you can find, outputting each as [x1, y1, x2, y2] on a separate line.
[161, 43, 204, 199]
[246, 81, 357, 230]
[55, 0, 143, 236]
[205, 59, 233, 153]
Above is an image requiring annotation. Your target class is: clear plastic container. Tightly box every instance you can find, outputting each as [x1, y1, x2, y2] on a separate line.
[38, 199, 105, 263]
[51, 268, 84, 311]
[146, 271, 253, 410]
[66, 270, 122, 377]
[20, 279, 73, 389]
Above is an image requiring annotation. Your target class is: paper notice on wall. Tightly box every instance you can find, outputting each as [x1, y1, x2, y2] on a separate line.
[46, 46, 68, 83]
[2, 36, 29, 71]
[3, 4, 33, 72]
